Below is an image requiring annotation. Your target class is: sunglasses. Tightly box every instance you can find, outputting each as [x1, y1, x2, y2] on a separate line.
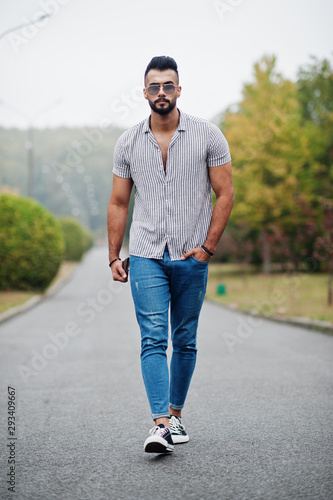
[146, 84, 178, 96]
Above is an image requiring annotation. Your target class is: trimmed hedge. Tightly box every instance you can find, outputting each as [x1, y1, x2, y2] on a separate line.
[58, 217, 93, 261]
[0, 194, 64, 291]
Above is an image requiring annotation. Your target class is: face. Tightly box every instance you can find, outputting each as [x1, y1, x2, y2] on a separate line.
[144, 69, 181, 116]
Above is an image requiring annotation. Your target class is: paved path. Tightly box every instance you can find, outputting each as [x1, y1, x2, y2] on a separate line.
[1, 247, 332, 500]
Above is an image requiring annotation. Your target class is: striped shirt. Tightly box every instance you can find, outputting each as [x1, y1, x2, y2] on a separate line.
[113, 109, 231, 261]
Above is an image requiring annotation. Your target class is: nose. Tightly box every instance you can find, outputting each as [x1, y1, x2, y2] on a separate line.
[157, 85, 166, 97]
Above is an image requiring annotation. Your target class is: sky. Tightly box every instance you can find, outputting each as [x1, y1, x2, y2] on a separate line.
[0, 0, 332, 130]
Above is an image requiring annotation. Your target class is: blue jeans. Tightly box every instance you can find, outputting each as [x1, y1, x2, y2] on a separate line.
[130, 248, 209, 420]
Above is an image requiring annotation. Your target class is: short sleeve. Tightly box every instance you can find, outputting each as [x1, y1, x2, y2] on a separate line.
[207, 123, 231, 167]
[113, 133, 131, 178]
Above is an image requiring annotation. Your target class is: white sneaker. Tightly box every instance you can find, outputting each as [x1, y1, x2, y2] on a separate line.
[169, 415, 189, 444]
[144, 424, 174, 453]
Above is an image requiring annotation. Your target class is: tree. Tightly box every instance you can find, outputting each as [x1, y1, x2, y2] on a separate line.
[297, 56, 333, 207]
[297, 56, 333, 301]
[223, 56, 315, 273]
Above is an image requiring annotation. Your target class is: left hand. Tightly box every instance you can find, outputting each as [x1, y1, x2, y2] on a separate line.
[181, 246, 211, 262]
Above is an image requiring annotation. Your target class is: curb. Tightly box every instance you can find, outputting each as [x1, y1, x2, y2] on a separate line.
[0, 263, 78, 325]
[206, 298, 333, 336]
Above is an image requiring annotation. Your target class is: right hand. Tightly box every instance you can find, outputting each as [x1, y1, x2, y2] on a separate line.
[111, 260, 128, 282]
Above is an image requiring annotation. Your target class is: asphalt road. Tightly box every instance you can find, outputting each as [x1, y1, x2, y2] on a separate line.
[1, 247, 332, 500]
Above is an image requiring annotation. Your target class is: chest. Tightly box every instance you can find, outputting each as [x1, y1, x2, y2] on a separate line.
[129, 129, 208, 181]
[152, 131, 175, 170]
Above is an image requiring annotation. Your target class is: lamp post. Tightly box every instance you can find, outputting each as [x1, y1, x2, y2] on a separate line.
[0, 99, 62, 197]
[26, 129, 34, 197]
[0, 14, 52, 40]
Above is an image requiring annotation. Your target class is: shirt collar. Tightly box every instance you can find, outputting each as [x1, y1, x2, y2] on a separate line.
[143, 108, 186, 133]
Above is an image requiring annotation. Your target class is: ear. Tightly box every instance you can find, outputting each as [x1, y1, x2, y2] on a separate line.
[143, 87, 148, 100]
[177, 86, 182, 98]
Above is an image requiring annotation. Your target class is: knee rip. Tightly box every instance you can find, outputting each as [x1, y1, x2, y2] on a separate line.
[174, 344, 196, 351]
[142, 338, 167, 348]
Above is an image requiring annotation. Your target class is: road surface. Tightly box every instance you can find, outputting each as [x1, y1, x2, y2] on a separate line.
[1, 247, 332, 499]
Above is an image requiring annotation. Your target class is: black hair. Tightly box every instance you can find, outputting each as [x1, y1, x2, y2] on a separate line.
[144, 56, 179, 83]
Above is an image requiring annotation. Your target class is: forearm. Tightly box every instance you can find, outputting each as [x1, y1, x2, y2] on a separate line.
[204, 191, 234, 253]
[107, 203, 129, 261]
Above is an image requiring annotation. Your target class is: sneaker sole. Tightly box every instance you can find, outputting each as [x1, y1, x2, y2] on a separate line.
[171, 434, 189, 444]
[144, 436, 174, 453]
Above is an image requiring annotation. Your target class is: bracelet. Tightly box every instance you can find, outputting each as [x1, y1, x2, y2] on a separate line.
[201, 245, 214, 257]
[201, 247, 212, 258]
[109, 258, 121, 267]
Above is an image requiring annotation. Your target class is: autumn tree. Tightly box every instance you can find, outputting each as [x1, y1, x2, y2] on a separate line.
[223, 56, 314, 273]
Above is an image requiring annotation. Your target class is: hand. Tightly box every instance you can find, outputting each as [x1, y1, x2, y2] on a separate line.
[181, 246, 211, 262]
[111, 259, 128, 282]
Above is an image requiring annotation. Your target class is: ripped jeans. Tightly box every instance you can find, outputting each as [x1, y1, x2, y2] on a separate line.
[129, 247, 208, 420]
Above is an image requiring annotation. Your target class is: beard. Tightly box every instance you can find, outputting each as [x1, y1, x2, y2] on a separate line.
[149, 98, 177, 115]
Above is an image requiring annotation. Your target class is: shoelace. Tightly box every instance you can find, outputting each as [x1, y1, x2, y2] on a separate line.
[169, 416, 185, 433]
[150, 425, 170, 437]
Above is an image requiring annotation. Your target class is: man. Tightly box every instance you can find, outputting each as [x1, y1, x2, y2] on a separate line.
[107, 56, 234, 454]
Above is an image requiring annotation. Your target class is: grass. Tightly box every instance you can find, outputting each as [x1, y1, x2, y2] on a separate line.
[0, 262, 77, 314]
[207, 263, 333, 323]
[0, 291, 36, 313]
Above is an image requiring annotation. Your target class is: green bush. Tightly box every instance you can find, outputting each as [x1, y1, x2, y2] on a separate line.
[58, 217, 93, 261]
[0, 194, 64, 291]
